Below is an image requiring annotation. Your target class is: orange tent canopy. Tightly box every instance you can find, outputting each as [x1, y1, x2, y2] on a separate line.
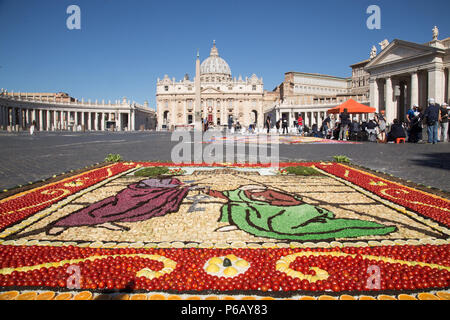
[327, 99, 376, 114]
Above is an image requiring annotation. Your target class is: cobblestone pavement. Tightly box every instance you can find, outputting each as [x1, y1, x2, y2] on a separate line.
[0, 131, 449, 191]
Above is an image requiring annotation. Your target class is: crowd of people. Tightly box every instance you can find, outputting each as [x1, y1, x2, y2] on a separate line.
[262, 98, 450, 144]
[199, 99, 450, 144]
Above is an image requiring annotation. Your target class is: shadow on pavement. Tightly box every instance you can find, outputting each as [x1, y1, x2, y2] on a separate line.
[409, 152, 450, 170]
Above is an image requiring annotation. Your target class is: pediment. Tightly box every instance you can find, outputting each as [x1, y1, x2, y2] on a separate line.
[201, 87, 222, 94]
[366, 40, 438, 69]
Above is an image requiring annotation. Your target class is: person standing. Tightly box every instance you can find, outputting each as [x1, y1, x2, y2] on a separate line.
[297, 114, 304, 136]
[439, 102, 449, 143]
[265, 116, 271, 134]
[321, 115, 331, 139]
[30, 120, 36, 136]
[406, 104, 417, 141]
[375, 113, 387, 143]
[423, 98, 441, 144]
[339, 109, 350, 140]
[228, 115, 233, 132]
[282, 117, 288, 135]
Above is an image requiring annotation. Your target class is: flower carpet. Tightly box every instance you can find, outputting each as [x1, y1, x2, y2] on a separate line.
[0, 162, 448, 300]
[204, 135, 361, 145]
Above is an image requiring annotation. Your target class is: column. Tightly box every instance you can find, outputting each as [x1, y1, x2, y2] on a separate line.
[75, 112, 79, 130]
[88, 112, 92, 130]
[447, 68, 450, 103]
[385, 77, 394, 125]
[101, 113, 105, 131]
[81, 112, 85, 130]
[128, 111, 132, 131]
[428, 67, 445, 104]
[0, 107, 3, 129]
[117, 113, 122, 131]
[65, 111, 69, 130]
[370, 77, 379, 112]
[411, 72, 419, 107]
[38, 110, 43, 130]
[18, 108, 23, 130]
[2, 107, 6, 130]
[94, 112, 98, 130]
[46, 110, 50, 131]
[53, 111, 58, 130]
[213, 101, 217, 125]
[4, 107, 7, 130]
[4, 107, 8, 130]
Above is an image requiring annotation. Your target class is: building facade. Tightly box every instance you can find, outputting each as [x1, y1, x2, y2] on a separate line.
[156, 41, 265, 130]
[0, 91, 156, 132]
[265, 67, 371, 129]
[366, 28, 450, 124]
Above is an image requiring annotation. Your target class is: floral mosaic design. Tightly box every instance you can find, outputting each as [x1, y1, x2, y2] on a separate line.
[0, 162, 448, 300]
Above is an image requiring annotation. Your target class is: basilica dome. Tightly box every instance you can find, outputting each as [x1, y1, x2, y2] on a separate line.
[200, 41, 231, 76]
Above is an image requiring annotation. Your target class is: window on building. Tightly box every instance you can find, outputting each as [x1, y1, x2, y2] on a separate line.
[164, 86, 169, 92]
[252, 85, 257, 91]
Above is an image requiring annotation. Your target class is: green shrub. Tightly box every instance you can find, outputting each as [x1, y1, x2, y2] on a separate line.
[105, 154, 123, 162]
[283, 166, 320, 176]
[333, 155, 351, 163]
[134, 167, 170, 177]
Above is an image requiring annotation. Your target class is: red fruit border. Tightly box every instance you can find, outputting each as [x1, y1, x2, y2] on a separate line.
[0, 245, 448, 294]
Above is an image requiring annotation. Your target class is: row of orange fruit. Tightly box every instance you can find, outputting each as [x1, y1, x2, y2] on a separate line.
[0, 290, 448, 300]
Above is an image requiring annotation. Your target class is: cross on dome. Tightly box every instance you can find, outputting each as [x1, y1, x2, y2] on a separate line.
[210, 40, 219, 57]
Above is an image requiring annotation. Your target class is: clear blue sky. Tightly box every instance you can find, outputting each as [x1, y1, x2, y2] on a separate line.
[0, 0, 449, 110]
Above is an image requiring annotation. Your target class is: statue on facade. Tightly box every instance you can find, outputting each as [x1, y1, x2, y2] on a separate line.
[379, 39, 390, 51]
[432, 26, 439, 41]
[370, 45, 377, 59]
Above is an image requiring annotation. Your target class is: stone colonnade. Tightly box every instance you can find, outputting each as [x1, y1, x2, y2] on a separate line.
[370, 67, 450, 125]
[0, 100, 136, 132]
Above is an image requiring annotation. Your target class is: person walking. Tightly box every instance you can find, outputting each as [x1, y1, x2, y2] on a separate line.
[423, 98, 441, 144]
[439, 102, 449, 142]
[339, 109, 350, 140]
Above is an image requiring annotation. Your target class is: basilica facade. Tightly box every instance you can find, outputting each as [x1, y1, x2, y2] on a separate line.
[156, 41, 265, 130]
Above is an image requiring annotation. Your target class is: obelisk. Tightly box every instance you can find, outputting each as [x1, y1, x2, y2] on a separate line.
[194, 50, 202, 131]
